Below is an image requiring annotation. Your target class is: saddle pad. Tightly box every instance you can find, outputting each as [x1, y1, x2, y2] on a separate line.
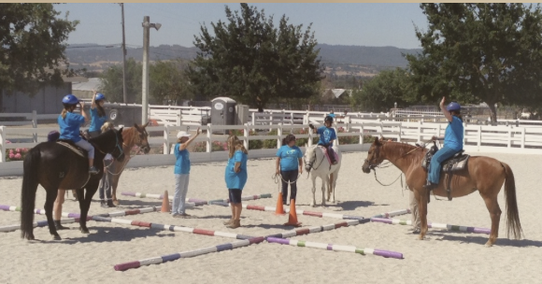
[56, 141, 85, 158]
[318, 146, 339, 165]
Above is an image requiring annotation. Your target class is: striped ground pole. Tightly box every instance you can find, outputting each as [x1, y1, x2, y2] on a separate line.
[371, 209, 411, 219]
[214, 203, 410, 222]
[114, 236, 266, 271]
[120, 192, 272, 205]
[112, 219, 371, 271]
[370, 217, 491, 234]
[266, 237, 403, 259]
[0, 205, 163, 233]
[92, 215, 255, 240]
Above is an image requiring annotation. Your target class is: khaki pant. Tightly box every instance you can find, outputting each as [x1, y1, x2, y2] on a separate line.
[409, 190, 421, 230]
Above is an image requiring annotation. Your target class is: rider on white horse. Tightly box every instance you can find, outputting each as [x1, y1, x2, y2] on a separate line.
[309, 115, 338, 165]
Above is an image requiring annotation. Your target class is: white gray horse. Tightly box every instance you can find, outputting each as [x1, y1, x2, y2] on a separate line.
[303, 144, 342, 207]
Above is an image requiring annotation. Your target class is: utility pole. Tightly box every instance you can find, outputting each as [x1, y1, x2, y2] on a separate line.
[141, 16, 161, 125]
[120, 3, 127, 103]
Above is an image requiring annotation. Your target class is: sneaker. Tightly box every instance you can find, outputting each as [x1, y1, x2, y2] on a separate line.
[412, 228, 421, 234]
[332, 161, 338, 165]
[89, 166, 99, 175]
[179, 213, 191, 218]
[100, 200, 108, 208]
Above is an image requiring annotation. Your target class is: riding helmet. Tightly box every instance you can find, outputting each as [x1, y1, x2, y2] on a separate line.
[324, 115, 334, 123]
[62, 94, 79, 105]
[446, 102, 461, 112]
[95, 93, 106, 101]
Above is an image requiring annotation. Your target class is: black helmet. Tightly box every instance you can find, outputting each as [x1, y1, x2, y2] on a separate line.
[324, 115, 334, 123]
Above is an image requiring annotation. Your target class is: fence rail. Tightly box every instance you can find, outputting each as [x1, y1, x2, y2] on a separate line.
[2, 120, 542, 164]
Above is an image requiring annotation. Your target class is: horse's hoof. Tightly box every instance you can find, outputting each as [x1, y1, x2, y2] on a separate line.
[26, 235, 35, 241]
[80, 227, 90, 234]
[113, 200, 120, 206]
[485, 241, 494, 247]
[52, 234, 61, 240]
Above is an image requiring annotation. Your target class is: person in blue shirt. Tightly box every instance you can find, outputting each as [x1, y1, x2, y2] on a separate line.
[58, 94, 99, 174]
[224, 135, 248, 229]
[172, 127, 201, 218]
[328, 110, 335, 119]
[425, 97, 464, 190]
[88, 91, 107, 138]
[275, 134, 303, 205]
[309, 115, 338, 164]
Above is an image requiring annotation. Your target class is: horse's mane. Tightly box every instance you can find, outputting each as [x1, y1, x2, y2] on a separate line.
[382, 141, 425, 164]
[89, 129, 116, 144]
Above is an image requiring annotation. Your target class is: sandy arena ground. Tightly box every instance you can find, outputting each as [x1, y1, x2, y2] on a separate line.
[1, 151, 542, 284]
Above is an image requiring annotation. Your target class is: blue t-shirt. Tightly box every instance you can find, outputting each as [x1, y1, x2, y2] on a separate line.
[58, 112, 85, 142]
[174, 143, 190, 174]
[89, 107, 107, 132]
[276, 145, 303, 171]
[317, 126, 337, 145]
[225, 150, 248, 190]
[444, 116, 464, 151]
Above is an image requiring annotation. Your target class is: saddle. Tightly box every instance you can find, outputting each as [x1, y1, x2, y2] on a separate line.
[421, 141, 469, 201]
[56, 140, 86, 158]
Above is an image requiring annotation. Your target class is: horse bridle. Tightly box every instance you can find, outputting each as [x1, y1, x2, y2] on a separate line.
[305, 148, 325, 172]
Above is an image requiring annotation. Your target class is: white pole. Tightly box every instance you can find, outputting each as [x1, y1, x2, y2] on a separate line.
[142, 16, 150, 125]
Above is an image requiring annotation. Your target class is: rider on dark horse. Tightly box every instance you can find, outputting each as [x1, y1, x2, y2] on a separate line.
[309, 115, 338, 165]
[424, 97, 464, 190]
[58, 94, 99, 175]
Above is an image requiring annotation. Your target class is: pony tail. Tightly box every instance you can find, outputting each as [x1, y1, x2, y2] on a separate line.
[97, 103, 106, 117]
[60, 109, 68, 119]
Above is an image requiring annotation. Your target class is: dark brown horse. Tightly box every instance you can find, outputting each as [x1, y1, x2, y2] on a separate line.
[21, 129, 125, 240]
[109, 122, 151, 205]
[361, 138, 522, 246]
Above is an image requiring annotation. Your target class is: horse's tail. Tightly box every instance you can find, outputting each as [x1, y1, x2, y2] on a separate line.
[21, 147, 40, 239]
[502, 162, 523, 239]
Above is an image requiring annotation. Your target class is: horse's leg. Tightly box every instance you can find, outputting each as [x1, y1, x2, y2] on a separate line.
[44, 188, 61, 240]
[79, 181, 99, 234]
[481, 194, 501, 247]
[310, 175, 317, 207]
[416, 188, 429, 240]
[327, 173, 333, 202]
[321, 176, 327, 206]
[332, 171, 339, 203]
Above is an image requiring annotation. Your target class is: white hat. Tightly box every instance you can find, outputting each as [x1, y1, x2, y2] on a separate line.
[177, 131, 191, 139]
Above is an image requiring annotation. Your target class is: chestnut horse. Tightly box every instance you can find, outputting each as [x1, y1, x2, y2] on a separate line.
[21, 129, 125, 240]
[361, 138, 522, 246]
[108, 122, 151, 205]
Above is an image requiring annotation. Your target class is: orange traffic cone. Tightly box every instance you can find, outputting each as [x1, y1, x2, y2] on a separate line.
[161, 190, 171, 213]
[284, 199, 301, 227]
[275, 192, 286, 215]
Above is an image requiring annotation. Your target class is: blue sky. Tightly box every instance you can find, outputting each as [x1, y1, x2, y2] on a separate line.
[54, 3, 429, 49]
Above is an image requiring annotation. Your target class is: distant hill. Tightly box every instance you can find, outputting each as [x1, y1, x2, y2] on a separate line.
[65, 43, 421, 76]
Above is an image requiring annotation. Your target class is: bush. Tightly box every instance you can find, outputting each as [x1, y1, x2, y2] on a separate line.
[4, 142, 30, 162]
[263, 129, 278, 149]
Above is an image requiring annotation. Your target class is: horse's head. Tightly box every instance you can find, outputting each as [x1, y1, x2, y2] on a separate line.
[303, 145, 317, 173]
[93, 128, 125, 162]
[362, 137, 386, 173]
[131, 121, 151, 154]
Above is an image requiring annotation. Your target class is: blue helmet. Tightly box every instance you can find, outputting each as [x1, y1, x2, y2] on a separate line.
[324, 115, 334, 123]
[95, 93, 106, 101]
[446, 102, 461, 112]
[62, 94, 79, 105]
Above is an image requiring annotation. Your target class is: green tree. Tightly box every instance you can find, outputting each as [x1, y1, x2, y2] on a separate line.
[186, 3, 323, 108]
[406, 3, 542, 122]
[350, 68, 412, 112]
[0, 4, 78, 93]
[100, 58, 142, 103]
[150, 60, 191, 104]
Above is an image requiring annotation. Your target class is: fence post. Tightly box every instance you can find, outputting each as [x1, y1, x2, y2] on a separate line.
[32, 110, 38, 143]
[0, 126, 5, 163]
[520, 127, 525, 148]
[507, 125, 512, 149]
[359, 123, 364, 145]
[277, 123, 283, 149]
[244, 123, 249, 150]
[163, 125, 169, 155]
[477, 125, 482, 151]
[206, 124, 212, 153]
[308, 124, 313, 147]
[252, 112, 256, 126]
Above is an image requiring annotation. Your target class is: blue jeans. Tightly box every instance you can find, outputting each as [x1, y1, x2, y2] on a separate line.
[74, 139, 95, 159]
[172, 174, 190, 214]
[428, 146, 458, 184]
[99, 159, 114, 200]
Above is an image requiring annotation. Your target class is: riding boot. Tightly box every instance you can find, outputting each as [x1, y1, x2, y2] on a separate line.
[107, 199, 116, 208]
[54, 220, 68, 230]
